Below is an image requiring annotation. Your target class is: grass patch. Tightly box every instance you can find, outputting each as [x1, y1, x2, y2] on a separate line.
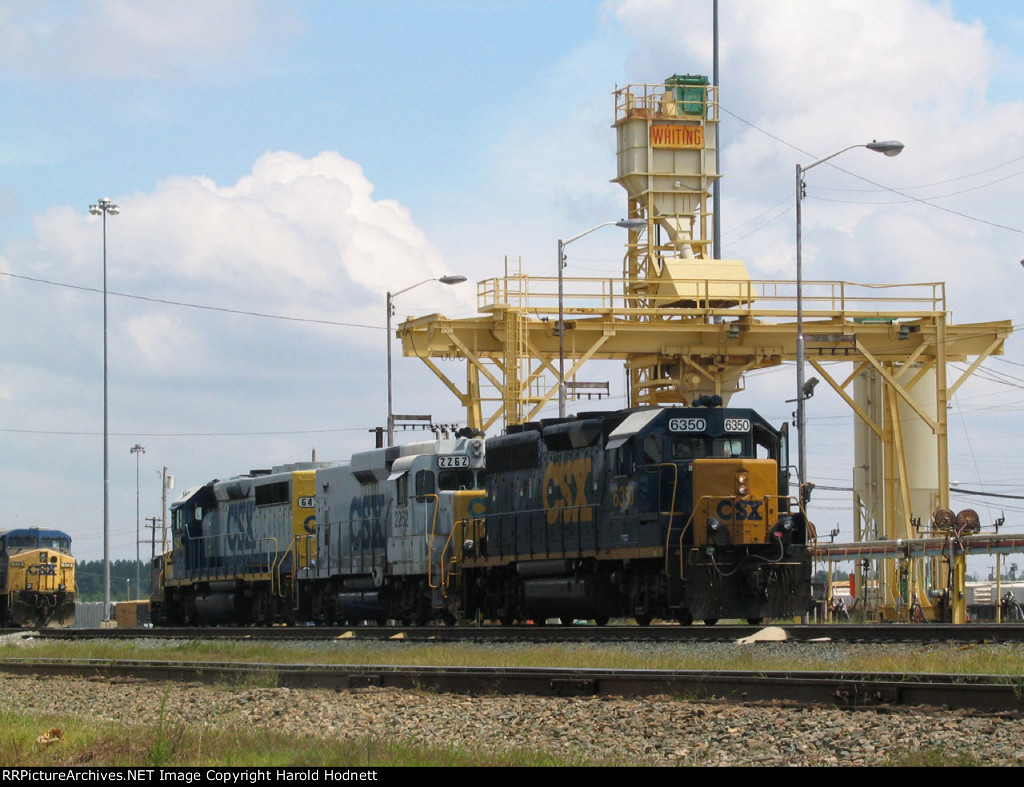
[3, 638, 1024, 676]
[0, 708, 622, 767]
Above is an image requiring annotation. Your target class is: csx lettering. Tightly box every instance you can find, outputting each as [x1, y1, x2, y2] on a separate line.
[349, 494, 386, 550]
[224, 500, 255, 553]
[543, 458, 593, 525]
[715, 500, 764, 521]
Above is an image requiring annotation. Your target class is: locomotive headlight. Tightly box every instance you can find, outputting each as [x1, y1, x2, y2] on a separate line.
[706, 517, 730, 546]
[462, 539, 476, 556]
[735, 471, 749, 497]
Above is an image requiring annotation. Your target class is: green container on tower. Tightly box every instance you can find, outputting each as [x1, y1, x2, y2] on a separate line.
[665, 74, 709, 116]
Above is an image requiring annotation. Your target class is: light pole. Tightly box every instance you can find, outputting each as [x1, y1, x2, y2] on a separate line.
[89, 197, 120, 620]
[795, 140, 903, 501]
[387, 275, 467, 446]
[558, 218, 646, 417]
[130, 443, 145, 596]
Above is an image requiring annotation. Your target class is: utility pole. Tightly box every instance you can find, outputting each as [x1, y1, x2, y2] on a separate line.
[161, 467, 173, 554]
[130, 444, 145, 596]
[146, 516, 161, 597]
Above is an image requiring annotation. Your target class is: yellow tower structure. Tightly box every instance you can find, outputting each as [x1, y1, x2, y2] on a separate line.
[398, 77, 1011, 622]
[613, 76, 755, 405]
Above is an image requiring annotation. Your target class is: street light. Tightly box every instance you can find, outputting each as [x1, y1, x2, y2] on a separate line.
[795, 140, 903, 502]
[387, 274, 467, 446]
[130, 443, 145, 596]
[89, 197, 120, 621]
[558, 218, 646, 417]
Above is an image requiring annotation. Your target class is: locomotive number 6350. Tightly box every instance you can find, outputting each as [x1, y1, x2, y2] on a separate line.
[668, 418, 706, 432]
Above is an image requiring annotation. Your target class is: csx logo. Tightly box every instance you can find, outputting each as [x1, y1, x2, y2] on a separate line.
[27, 564, 57, 576]
[715, 500, 764, 521]
[466, 496, 487, 518]
[543, 458, 593, 525]
[349, 493, 386, 550]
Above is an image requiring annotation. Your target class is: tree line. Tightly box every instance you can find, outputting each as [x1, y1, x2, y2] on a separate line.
[75, 559, 152, 602]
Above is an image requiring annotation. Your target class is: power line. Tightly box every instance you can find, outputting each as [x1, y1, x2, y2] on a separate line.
[719, 104, 1024, 236]
[0, 270, 381, 330]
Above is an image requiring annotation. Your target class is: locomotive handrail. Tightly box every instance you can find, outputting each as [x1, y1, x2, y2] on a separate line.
[179, 532, 281, 583]
[269, 537, 289, 599]
[293, 534, 317, 607]
[646, 463, 681, 576]
[419, 494, 442, 590]
[439, 518, 468, 597]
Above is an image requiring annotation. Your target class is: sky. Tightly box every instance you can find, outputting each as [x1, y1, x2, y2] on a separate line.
[2, 0, 1024, 583]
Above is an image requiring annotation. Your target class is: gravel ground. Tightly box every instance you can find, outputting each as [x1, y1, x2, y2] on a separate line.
[2, 633, 1024, 766]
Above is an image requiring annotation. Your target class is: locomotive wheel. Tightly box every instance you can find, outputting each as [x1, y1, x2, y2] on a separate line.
[559, 618, 574, 626]
[499, 614, 515, 626]
[676, 611, 694, 626]
[593, 616, 609, 626]
[747, 617, 764, 625]
[635, 615, 652, 626]
[703, 618, 719, 626]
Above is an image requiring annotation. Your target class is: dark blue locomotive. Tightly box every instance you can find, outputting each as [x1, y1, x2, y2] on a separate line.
[457, 403, 813, 625]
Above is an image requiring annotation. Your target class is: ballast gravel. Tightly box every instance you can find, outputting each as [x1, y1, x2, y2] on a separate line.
[2, 635, 1023, 766]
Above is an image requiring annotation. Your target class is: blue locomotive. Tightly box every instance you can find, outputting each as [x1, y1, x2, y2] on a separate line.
[154, 462, 330, 625]
[456, 403, 813, 625]
[154, 434, 486, 626]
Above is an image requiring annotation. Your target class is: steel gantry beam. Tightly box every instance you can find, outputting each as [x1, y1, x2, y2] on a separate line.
[394, 77, 1013, 624]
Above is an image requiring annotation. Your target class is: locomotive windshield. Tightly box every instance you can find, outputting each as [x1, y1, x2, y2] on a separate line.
[713, 437, 745, 457]
[438, 469, 477, 491]
[2, 533, 70, 551]
[5, 535, 38, 549]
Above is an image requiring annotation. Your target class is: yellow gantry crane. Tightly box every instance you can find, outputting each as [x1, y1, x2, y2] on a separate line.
[398, 77, 1011, 622]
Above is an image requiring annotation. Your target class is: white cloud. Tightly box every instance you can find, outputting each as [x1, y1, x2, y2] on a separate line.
[0, 0, 301, 80]
[0, 150, 473, 558]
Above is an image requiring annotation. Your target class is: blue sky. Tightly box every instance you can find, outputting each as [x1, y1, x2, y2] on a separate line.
[2, 0, 1023, 580]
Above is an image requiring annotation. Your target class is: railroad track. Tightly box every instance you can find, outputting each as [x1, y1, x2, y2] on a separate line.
[0, 657, 1021, 713]
[34, 622, 1024, 644]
